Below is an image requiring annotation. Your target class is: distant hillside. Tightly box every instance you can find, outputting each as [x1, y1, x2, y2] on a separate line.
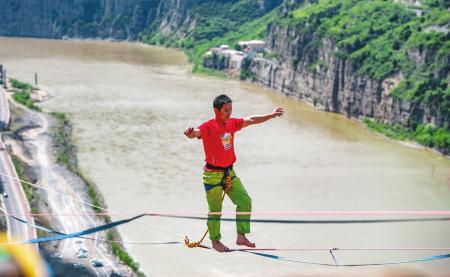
[0, 0, 282, 40]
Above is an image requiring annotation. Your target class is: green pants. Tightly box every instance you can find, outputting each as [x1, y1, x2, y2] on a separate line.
[203, 169, 252, 241]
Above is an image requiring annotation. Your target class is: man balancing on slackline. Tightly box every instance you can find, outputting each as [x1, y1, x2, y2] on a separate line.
[184, 94, 284, 252]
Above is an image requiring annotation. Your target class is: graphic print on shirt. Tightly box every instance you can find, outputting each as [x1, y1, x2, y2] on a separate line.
[220, 133, 232, 150]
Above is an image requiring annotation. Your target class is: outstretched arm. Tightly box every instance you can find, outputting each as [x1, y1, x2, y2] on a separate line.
[184, 127, 201, 139]
[242, 107, 284, 128]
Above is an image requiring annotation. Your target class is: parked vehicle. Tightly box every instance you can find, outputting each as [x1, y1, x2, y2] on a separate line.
[76, 249, 88, 258]
[50, 253, 63, 260]
[73, 263, 85, 269]
[90, 258, 103, 268]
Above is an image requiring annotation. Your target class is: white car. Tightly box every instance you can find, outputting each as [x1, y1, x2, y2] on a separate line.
[76, 249, 88, 258]
[73, 263, 85, 269]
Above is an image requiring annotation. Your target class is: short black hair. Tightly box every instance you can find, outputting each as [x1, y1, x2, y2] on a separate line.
[213, 94, 232, 110]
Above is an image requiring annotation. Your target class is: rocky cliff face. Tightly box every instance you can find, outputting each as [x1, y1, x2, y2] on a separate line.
[0, 1, 68, 38]
[0, 0, 283, 41]
[248, 23, 446, 128]
[154, 0, 200, 37]
[0, 0, 174, 39]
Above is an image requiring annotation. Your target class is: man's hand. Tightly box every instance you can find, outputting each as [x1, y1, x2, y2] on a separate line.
[272, 107, 284, 118]
[184, 127, 200, 139]
[243, 107, 285, 128]
[184, 127, 194, 138]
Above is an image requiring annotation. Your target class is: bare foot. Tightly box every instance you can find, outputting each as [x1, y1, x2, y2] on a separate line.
[212, 240, 229, 252]
[236, 234, 256, 248]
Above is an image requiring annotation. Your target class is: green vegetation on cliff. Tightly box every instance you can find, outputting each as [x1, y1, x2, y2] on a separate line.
[364, 118, 450, 154]
[189, 9, 279, 65]
[276, 0, 449, 152]
[284, 1, 449, 78]
[140, 0, 281, 65]
[280, 1, 449, 122]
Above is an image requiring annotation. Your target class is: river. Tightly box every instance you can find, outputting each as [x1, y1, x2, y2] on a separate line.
[0, 37, 449, 276]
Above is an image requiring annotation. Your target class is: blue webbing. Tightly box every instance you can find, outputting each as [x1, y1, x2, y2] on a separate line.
[6, 212, 450, 267]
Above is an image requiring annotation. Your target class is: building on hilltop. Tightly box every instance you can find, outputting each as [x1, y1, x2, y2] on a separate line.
[238, 40, 266, 53]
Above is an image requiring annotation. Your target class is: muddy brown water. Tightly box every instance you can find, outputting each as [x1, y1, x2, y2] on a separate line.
[1, 37, 449, 276]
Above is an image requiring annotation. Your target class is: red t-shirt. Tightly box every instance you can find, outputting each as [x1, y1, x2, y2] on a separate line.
[198, 118, 244, 167]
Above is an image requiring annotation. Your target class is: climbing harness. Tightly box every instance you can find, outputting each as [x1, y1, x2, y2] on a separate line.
[185, 164, 233, 248]
[202, 164, 234, 192]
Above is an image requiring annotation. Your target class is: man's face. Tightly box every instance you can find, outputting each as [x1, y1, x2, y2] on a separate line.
[215, 103, 232, 121]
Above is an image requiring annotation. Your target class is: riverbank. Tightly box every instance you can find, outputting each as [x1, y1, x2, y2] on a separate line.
[363, 118, 450, 159]
[50, 110, 143, 275]
[3, 78, 136, 276]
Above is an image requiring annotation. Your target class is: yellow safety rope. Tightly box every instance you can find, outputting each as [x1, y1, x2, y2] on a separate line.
[185, 175, 231, 248]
